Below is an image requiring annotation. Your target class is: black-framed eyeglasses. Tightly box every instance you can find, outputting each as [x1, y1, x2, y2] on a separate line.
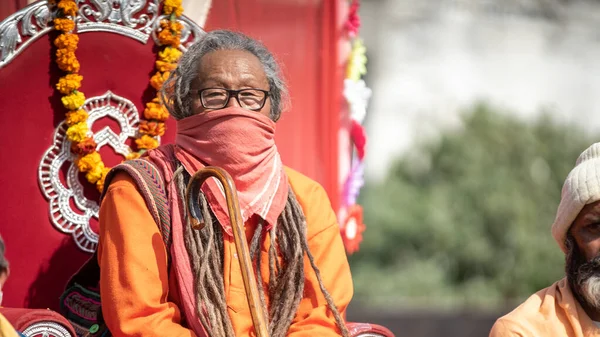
[198, 88, 270, 111]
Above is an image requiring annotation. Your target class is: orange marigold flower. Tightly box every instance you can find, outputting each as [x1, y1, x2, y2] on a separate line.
[143, 98, 170, 121]
[56, 74, 83, 94]
[125, 152, 141, 160]
[158, 46, 182, 63]
[54, 33, 79, 51]
[57, 0, 78, 17]
[76, 151, 101, 172]
[157, 29, 180, 48]
[65, 109, 88, 126]
[150, 71, 170, 90]
[66, 122, 88, 143]
[95, 166, 112, 192]
[61, 91, 86, 110]
[163, 0, 183, 16]
[157, 20, 182, 47]
[54, 18, 75, 32]
[135, 134, 159, 150]
[168, 20, 184, 33]
[155, 60, 177, 72]
[139, 120, 166, 136]
[56, 49, 80, 72]
[71, 137, 97, 155]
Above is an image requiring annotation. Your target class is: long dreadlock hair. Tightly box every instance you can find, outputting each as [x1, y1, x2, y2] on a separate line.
[174, 166, 349, 337]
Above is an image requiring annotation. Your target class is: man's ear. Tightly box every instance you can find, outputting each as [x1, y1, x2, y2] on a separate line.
[0, 269, 8, 286]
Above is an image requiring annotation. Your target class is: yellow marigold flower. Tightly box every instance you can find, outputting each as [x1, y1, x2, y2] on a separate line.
[125, 152, 141, 160]
[76, 151, 101, 172]
[143, 98, 170, 121]
[57, 0, 78, 17]
[66, 122, 89, 143]
[54, 18, 75, 32]
[346, 38, 367, 81]
[85, 162, 105, 184]
[61, 91, 86, 110]
[158, 47, 182, 63]
[56, 74, 83, 94]
[136, 135, 159, 150]
[65, 109, 88, 126]
[163, 0, 183, 16]
[150, 71, 170, 90]
[54, 33, 78, 51]
[155, 60, 177, 72]
[95, 166, 112, 192]
[56, 49, 80, 72]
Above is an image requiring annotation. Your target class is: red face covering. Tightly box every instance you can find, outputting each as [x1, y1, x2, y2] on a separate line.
[174, 107, 289, 235]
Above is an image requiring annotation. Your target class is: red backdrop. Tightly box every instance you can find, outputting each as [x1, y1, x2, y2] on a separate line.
[0, 0, 346, 310]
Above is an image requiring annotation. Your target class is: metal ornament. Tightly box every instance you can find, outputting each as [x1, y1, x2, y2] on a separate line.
[38, 91, 141, 253]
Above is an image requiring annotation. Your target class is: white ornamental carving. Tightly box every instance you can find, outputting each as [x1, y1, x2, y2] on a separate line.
[76, 0, 161, 42]
[0, 0, 205, 69]
[38, 91, 141, 253]
[0, 1, 52, 67]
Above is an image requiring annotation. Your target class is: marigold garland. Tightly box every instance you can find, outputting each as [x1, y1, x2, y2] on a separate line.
[52, 0, 184, 192]
[56, 74, 82, 94]
[65, 109, 87, 126]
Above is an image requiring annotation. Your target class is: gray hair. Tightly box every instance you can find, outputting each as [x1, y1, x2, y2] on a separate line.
[161, 30, 289, 121]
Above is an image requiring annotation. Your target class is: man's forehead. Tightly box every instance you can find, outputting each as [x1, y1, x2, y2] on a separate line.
[195, 50, 267, 87]
[577, 200, 600, 222]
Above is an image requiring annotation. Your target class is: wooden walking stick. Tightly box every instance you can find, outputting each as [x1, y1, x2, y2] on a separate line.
[185, 166, 269, 337]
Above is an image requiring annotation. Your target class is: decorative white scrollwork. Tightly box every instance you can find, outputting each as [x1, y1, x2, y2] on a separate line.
[38, 91, 141, 253]
[76, 0, 161, 43]
[22, 321, 73, 337]
[0, 1, 52, 68]
[0, 0, 207, 69]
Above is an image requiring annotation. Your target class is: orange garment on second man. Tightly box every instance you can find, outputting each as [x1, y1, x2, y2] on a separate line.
[97, 166, 353, 337]
[0, 314, 18, 337]
[490, 278, 600, 337]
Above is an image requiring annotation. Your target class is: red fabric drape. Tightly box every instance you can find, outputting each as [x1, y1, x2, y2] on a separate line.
[0, 0, 28, 21]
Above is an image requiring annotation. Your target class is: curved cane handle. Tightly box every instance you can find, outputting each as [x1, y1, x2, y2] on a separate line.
[185, 166, 269, 337]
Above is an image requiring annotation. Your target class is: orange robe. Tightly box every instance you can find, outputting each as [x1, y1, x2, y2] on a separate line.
[97, 167, 353, 337]
[489, 278, 600, 337]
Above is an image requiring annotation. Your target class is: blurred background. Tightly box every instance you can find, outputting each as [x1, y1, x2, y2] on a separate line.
[346, 0, 600, 336]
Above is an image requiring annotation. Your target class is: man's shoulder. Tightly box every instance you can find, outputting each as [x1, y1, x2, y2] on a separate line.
[283, 166, 338, 237]
[489, 280, 564, 337]
[284, 166, 327, 198]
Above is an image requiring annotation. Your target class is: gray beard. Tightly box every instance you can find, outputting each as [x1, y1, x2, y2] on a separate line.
[566, 234, 600, 311]
[581, 276, 600, 309]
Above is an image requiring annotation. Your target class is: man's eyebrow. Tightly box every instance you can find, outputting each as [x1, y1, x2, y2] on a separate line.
[583, 211, 600, 223]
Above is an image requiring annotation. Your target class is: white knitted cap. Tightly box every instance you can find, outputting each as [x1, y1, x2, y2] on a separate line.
[552, 142, 600, 253]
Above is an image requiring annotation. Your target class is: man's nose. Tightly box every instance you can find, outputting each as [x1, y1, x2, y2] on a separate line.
[226, 94, 241, 108]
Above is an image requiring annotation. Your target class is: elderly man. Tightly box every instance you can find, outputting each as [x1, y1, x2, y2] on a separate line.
[490, 142, 600, 336]
[98, 30, 352, 337]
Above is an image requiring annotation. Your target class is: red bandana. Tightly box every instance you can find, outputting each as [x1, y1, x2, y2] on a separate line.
[174, 107, 288, 235]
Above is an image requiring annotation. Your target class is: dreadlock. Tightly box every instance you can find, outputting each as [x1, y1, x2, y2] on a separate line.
[174, 166, 349, 337]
